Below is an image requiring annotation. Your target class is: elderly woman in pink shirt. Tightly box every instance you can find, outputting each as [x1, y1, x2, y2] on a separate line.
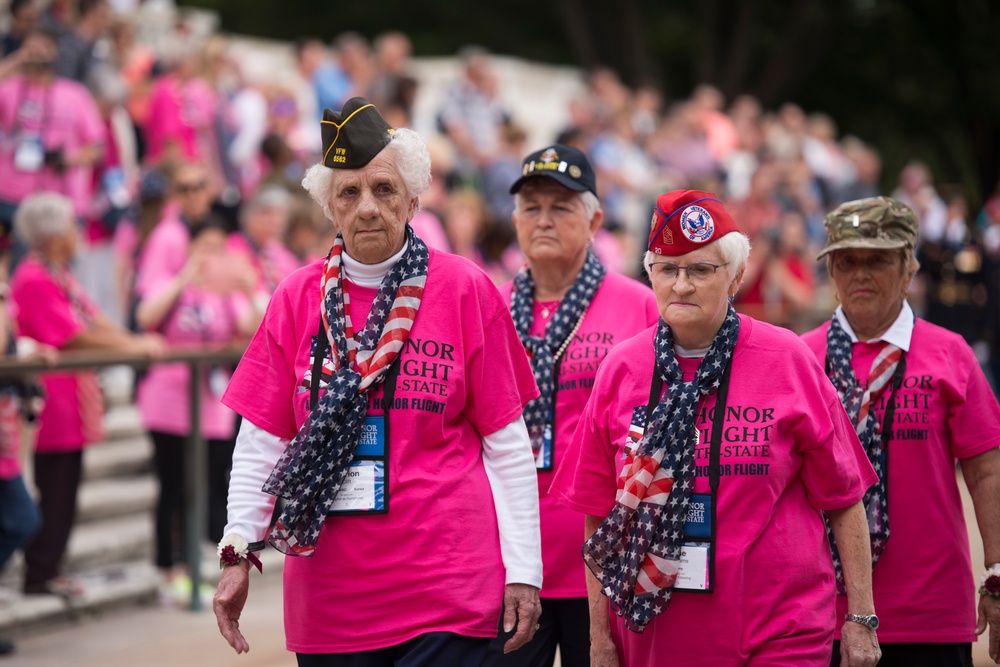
[10, 192, 163, 597]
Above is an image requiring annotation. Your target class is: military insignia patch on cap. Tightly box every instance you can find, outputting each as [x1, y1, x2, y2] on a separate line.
[679, 205, 715, 243]
[509, 143, 598, 197]
[320, 97, 394, 170]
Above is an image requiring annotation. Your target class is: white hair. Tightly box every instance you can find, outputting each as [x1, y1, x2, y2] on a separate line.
[643, 231, 752, 281]
[14, 192, 76, 249]
[513, 188, 602, 222]
[301, 127, 431, 223]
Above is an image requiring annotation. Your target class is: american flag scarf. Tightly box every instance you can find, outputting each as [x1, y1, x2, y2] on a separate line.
[584, 307, 740, 633]
[824, 315, 900, 594]
[510, 250, 605, 457]
[262, 226, 428, 556]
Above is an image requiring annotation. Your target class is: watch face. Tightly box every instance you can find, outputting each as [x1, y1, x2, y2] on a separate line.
[867, 615, 879, 630]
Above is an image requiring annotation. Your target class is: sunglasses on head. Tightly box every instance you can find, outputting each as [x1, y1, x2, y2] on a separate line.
[175, 180, 208, 194]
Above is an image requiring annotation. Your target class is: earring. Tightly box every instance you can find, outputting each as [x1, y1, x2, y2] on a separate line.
[728, 294, 735, 303]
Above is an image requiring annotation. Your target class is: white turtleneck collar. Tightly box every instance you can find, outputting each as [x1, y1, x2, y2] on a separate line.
[340, 241, 408, 288]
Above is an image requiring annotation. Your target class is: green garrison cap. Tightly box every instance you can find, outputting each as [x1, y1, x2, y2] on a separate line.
[320, 97, 394, 169]
[817, 196, 919, 260]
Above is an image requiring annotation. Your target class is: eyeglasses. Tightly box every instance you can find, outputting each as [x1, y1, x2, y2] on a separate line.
[833, 254, 899, 273]
[174, 180, 208, 195]
[648, 261, 728, 283]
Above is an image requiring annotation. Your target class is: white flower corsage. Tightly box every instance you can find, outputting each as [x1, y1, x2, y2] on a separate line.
[980, 563, 1000, 599]
[218, 534, 262, 573]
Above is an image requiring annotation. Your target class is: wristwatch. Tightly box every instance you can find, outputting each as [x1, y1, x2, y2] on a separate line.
[844, 613, 879, 630]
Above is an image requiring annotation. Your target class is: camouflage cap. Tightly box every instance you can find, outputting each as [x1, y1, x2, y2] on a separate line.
[817, 196, 918, 260]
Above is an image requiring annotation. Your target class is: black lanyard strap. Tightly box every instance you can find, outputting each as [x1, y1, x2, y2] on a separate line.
[645, 355, 734, 492]
[309, 315, 401, 432]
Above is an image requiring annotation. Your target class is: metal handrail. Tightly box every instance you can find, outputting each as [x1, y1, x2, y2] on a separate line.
[0, 342, 248, 612]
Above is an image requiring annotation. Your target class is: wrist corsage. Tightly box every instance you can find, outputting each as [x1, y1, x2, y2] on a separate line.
[217, 534, 263, 573]
[980, 564, 1000, 599]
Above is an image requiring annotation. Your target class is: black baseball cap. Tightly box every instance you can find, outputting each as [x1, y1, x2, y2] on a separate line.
[509, 144, 598, 197]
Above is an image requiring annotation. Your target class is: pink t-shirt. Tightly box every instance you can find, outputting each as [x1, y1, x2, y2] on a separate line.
[801, 318, 1000, 643]
[135, 286, 245, 439]
[133, 217, 245, 438]
[0, 75, 105, 215]
[10, 256, 102, 452]
[225, 233, 302, 296]
[222, 250, 539, 653]
[499, 271, 659, 598]
[0, 391, 22, 479]
[144, 75, 217, 165]
[550, 315, 877, 667]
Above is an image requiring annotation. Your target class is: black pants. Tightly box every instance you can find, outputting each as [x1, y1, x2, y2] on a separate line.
[831, 640, 972, 667]
[150, 431, 235, 568]
[483, 597, 590, 667]
[23, 450, 83, 589]
[296, 633, 490, 667]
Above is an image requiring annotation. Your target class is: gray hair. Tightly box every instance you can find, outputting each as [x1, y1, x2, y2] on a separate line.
[643, 231, 752, 281]
[14, 192, 76, 249]
[240, 184, 292, 225]
[301, 127, 431, 223]
[513, 188, 602, 222]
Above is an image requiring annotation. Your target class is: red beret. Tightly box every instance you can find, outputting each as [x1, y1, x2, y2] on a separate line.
[647, 190, 741, 256]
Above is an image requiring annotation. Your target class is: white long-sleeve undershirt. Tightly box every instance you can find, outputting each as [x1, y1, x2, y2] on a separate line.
[224, 415, 542, 588]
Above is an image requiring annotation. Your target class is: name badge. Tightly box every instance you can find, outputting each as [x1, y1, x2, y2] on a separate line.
[329, 460, 385, 512]
[684, 494, 712, 538]
[675, 542, 711, 591]
[535, 422, 553, 470]
[14, 135, 43, 173]
[355, 415, 385, 456]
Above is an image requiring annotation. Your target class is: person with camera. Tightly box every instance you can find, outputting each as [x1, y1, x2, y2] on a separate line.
[0, 28, 104, 253]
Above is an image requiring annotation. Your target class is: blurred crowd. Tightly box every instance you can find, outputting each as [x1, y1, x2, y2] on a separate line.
[1, 0, 1000, 640]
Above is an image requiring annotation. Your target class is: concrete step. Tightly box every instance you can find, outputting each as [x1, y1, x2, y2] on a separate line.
[83, 434, 152, 481]
[0, 547, 286, 637]
[77, 476, 157, 523]
[102, 404, 145, 441]
[0, 561, 159, 635]
[65, 514, 153, 572]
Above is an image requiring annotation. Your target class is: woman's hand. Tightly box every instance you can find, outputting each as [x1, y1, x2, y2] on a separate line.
[213, 562, 251, 653]
[129, 333, 167, 358]
[500, 583, 541, 653]
[977, 592, 1000, 663]
[839, 621, 881, 667]
[590, 628, 620, 667]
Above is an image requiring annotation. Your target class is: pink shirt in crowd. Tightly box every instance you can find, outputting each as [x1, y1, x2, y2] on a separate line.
[550, 315, 877, 667]
[144, 75, 217, 165]
[801, 316, 1000, 644]
[223, 251, 538, 653]
[10, 256, 102, 452]
[499, 271, 659, 598]
[133, 215, 244, 439]
[0, 75, 105, 216]
[225, 233, 302, 297]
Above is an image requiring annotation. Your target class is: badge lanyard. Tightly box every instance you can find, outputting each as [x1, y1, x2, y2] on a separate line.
[537, 309, 587, 471]
[645, 356, 733, 594]
[310, 313, 399, 516]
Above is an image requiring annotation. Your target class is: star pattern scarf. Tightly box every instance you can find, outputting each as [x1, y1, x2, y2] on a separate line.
[583, 307, 740, 633]
[262, 225, 428, 556]
[824, 315, 900, 594]
[510, 250, 605, 457]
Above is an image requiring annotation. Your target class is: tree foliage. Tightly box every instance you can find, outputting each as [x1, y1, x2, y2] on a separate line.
[179, 0, 1000, 208]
